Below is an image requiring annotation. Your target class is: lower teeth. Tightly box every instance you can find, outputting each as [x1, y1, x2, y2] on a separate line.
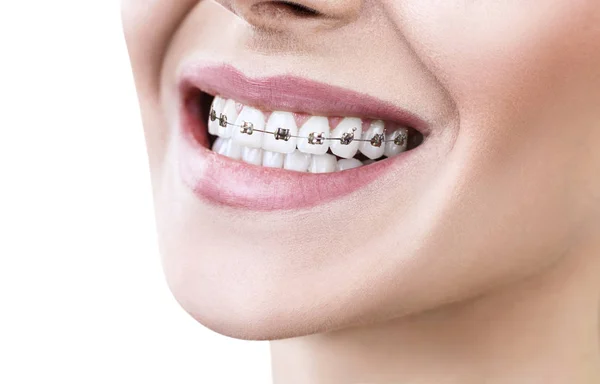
[210, 134, 414, 173]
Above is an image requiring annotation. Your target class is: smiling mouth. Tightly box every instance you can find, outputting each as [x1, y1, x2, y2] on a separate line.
[200, 94, 424, 172]
[176, 64, 429, 210]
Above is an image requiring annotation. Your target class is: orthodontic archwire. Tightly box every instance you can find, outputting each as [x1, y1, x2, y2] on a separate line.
[209, 108, 408, 148]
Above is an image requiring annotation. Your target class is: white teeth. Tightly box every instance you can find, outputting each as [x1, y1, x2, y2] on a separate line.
[232, 106, 265, 149]
[384, 127, 408, 158]
[241, 147, 263, 166]
[297, 116, 330, 155]
[211, 136, 227, 153]
[217, 99, 238, 138]
[284, 150, 311, 172]
[308, 153, 337, 173]
[359, 120, 385, 160]
[263, 111, 298, 154]
[336, 158, 363, 171]
[208, 96, 226, 136]
[262, 150, 285, 169]
[330, 117, 363, 159]
[209, 97, 416, 171]
[222, 138, 243, 160]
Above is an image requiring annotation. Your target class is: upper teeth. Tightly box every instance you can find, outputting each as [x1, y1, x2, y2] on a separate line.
[297, 116, 330, 155]
[208, 96, 410, 172]
[217, 99, 238, 138]
[360, 120, 386, 159]
[264, 111, 297, 154]
[330, 117, 362, 159]
[233, 106, 265, 149]
[208, 97, 226, 136]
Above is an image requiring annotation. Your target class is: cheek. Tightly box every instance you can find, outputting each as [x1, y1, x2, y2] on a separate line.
[398, 1, 600, 204]
[122, 0, 199, 72]
[398, 1, 600, 116]
[393, 1, 600, 218]
[122, 0, 200, 171]
[390, 1, 600, 285]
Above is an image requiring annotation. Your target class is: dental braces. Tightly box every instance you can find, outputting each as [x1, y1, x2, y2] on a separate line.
[209, 109, 408, 148]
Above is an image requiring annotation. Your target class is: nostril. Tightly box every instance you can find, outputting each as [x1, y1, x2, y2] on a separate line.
[218, 0, 363, 31]
[251, 1, 322, 19]
[275, 1, 321, 17]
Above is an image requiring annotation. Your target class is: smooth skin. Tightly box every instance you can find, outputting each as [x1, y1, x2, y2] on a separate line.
[122, 1, 600, 382]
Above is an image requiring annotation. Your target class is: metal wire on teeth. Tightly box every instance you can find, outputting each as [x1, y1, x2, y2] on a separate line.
[209, 109, 408, 147]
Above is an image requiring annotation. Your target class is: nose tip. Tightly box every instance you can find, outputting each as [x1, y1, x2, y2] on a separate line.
[214, 0, 362, 31]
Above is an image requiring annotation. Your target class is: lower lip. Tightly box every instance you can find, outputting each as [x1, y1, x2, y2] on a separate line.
[177, 121, 411, 212]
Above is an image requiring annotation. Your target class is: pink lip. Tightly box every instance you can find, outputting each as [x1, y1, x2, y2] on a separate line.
[176, 64, 426, 211]
[180, 65, 429, 134]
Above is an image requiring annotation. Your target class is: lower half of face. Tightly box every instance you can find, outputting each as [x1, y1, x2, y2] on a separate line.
[122, 0, 600, 339]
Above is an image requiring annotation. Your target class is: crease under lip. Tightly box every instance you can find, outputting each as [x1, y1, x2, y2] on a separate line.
[179, 64, 430, 135]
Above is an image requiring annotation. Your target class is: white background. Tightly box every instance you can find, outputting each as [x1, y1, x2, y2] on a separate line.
[0, 1, 270, 383]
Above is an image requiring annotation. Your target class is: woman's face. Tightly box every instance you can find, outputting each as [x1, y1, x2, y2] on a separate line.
[122, 0, 600, 339]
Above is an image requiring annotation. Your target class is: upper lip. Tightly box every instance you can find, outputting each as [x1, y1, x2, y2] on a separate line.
[179, 64, 429, 134]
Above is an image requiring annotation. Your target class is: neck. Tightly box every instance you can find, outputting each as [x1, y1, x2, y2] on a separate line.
[271, 245, 600, 384]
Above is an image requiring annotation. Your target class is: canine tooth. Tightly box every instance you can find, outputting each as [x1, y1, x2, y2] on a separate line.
[241, 147, 263, 166]
[359, 120, 385, 159]
[308, 153, 337, 173]
[217, 99, 238, 138]
[263, 111, 298, 154]
[297, 116, 330, 155]
[208, 96, 226, 135]
[211, 136, 226, 153]
[336, 158, 363, 171]
[330, 117, 362, 159]
[223, 138, 243, 160]
[232, 106, 265, 149]
[284, 150, 311, 172]
[384, 128, 408, 157]
[262, 150, 285, 168]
